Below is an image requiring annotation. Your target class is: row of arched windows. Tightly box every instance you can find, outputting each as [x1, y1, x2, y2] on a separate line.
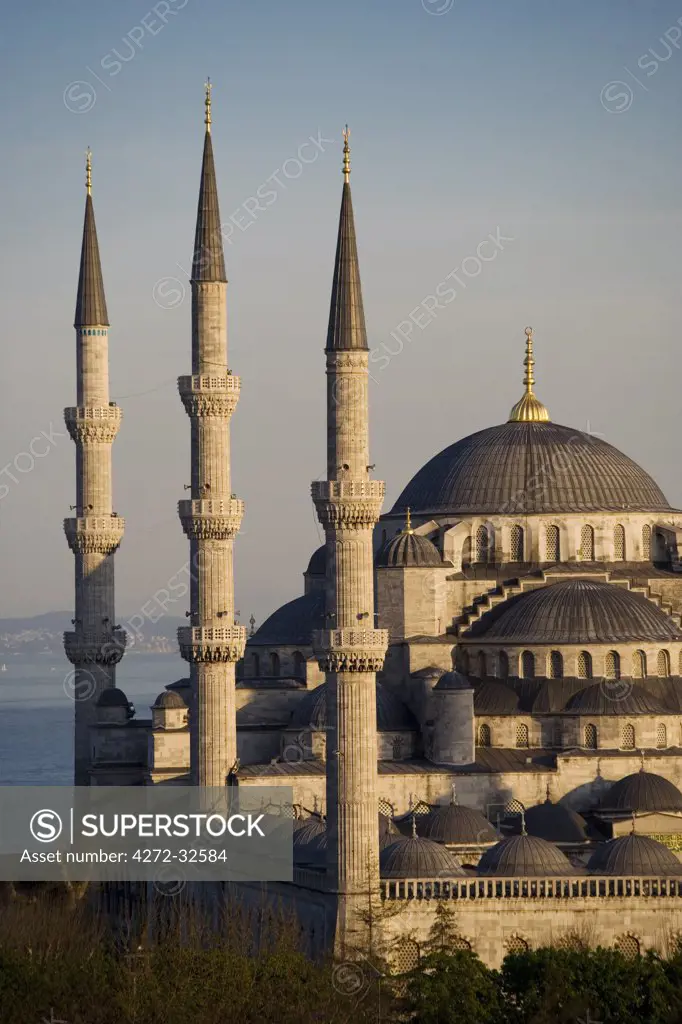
[462, 647, 676, 680]
[250, 651, 306, 679]
[477, 721, 670, 750]
[464, 523, 653, 564]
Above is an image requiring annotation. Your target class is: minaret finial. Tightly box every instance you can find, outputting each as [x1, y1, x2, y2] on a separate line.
[204, 78, 212, 133]
[85, 147, 92, 195]
[508, 326, 550, 423]
[342, 125, 350, 182]
[405, 506, 413, 534]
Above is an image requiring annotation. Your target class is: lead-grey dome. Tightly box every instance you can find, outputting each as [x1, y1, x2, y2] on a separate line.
[380, 835, 466, 878]
[290, 681, 417, 731]
[566, 684, 667, 716]
[465, 579, 682, 643]
[477, 833, 575, 876]
[419, 802, 499, 845]
[434, 671, 472, 691]
[512, 799, 588, 844]
[376, 531, 442, 568]
[250, 590, 325, 647]
[96, 688, 129, 707]
[391, 421, 670, 516]
[305, 545, 326, 577]
[152, 690, 186, 709]
[600, 771, 682, 814]
[473, 682, 520, 714]
[587, 834, 682, 875]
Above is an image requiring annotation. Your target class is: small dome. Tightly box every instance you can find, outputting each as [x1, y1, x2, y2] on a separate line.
[379, 812, 400, 847]
[420, 800, 499, 845]
[96, 688, 129, 708]
[587, 834, 682, 875]
[601, 771, 682, 815]
[566, 683, 666, 716]
[152, 690, 186, 709]
[512, 798, 588, 844]
[294, 816, 400, 864]
[464, 579, 682, 643]
[473, 682, 520, 715]
[434, 670, 472, 691]
[293, 816, 326, 843]
[376, 530, 442, 568]
[380, 835, 466, 879]
[250, 591, 325, 647]
[477, 833, 576, 877]
[290, 681, 417, 731]
[305, 545, 326, 577]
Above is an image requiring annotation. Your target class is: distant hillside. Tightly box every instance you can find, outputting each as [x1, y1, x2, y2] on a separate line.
[0, 611, 187, 655]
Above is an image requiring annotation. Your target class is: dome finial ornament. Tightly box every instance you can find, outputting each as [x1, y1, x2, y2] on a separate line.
[85, 147, 92, 195]
[342, 124, 350, 182]
[411, 812, 417, 839]
[204, 78, 212, 133]
[508, 326, 551, 423]
[405, 506, 413, 534]
[520, 808, 527, 836]
[451, 782, 457, 805]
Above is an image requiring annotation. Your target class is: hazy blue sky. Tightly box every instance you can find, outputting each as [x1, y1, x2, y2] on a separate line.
[1, 0, 681, 628]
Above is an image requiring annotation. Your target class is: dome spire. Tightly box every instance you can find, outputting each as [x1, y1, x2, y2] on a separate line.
[508, 327, 550, 423]
[404, 506, 413, 534]
[342, 124, 350, 182]
[204, 78, 212, 133]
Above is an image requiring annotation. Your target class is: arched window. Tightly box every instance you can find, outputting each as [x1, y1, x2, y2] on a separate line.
[657, 650, 670, 678]
[458, 649, 470, 675]
[577, 651, 593, 679]
[615, 934, 640, 959]
[642, 524, 652, 560]
[605, 651, 620, 680]
[392, 736, 404, 759]
[656, 723, 667, 749]
[584, 723, 598, 749]
[475, 525, 491, 563]
[614, 524, 626, 560]
[252, 653, 260, 677]
[498, 651, 509, 680]
[516, 723, 529, 748]
[510, 524, 524, 562]
[546, 525, 560, 562]
[621, 723, 635, 750]
[451, 936, 472, 951]
[270, 652, 280, 677]
[548, 651, 563, 679]
[552, 723, 562, 748]
[478, 724, 491, 747]
[293, 651, 306, 680]
[580, 525, 595, 561]
[477, 650, 486, 678]
[394, 938, 420, 974]
[506, 935, 529, 954]
[521, 651, 535, 679]
[632, 650, 647, 679]
[461, 536, 472, 569]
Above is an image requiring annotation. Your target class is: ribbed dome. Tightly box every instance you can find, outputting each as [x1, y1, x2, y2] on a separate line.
[419, 802, 499, 845]
[391, 421, 670, 517]
[376, 531, 442, 568]
[473, 682, 520, 714]
[152, 690, 186, 709]
[380, 835, 466, 878]
[290, 681, 417, 731]
[566, 684, 667, 716]
[513, 799, 588, 844]
[295, 816, 402, 864]
[477, 833, 576, 876]
[600, 771, 682, 814]
[434, 671, 472, 691]
[250, 591, 324, 646]
[465, 579, 682, 643]
[587, 834, 682, 876]
[96, 688, 129, 708]
[379, 812, 400, 846]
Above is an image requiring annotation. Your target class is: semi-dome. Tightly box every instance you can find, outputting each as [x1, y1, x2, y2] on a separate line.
[376, 521, 443, 568]
[566, 684, 667, 716]
[152, 690, 186, 709]
[587, 834, 682, 875]
[434, 670, 472, 691]
[600, 771, 682, 815]
[290, 681, 417, 731]
[477, 833, 576, 876]
[511, 797, 588, 844]
[305, 545, 326, 577]
[473, 681, 520, 715]
[96, 688, 130, 708]
[249, 590, 325, 647]
[391, 422, 669, 517]
[465, 579, 682, 643]
[380, 834, 466, 878]
[419, 797, 499, 845]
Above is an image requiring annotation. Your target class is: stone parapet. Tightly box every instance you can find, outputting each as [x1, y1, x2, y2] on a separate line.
[313, 628, 388, 672]
[178, 374, 241, 419]
[64, 405, 122, 443]
[177, 498, 244, 540]
[381, 874, 682, 902]
[63, 515, 125, 554]
[178, 625, 247, 664]
[63, 628, 126, 665]
[312, 479, 385, 529]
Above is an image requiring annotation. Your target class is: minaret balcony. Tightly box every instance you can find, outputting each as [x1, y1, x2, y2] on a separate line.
[312, 627, 388, 673]
[63, 628, 127, 666]
[311, 479, 385, 529]
[177, 498, 244, 540]
[64, 515, 125, 555]
[177, 625, 247, 664]
[177, 374, 241, 419]
[64, 405, 122, 444]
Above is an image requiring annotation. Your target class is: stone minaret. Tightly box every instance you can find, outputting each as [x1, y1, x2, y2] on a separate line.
[177, 84, 246, 788]
[312, 130, 388, 953]
[64, 150, 125, 785]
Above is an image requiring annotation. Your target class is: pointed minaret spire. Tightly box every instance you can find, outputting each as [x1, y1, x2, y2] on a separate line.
[74, 149, 109, 328]
[191, 81, 226, 283]
[326, 126, 367, 352]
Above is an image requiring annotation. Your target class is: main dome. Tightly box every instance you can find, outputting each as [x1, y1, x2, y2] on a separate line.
[390, 422, 670, 517]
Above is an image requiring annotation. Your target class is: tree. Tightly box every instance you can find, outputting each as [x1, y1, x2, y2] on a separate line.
[402, 950, 503, 1024]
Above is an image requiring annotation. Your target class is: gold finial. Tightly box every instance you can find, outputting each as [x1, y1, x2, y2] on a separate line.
[85, 147, 92, 195]
[204, 78, 212, 133]
[405, 507, 413, 534]
[508, 326, 550, 423]
[520, 808, 527, 836]
[342, 124, 350, 182]
[411, 813, 417, 839]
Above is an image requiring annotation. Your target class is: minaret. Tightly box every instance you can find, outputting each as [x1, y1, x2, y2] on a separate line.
[177, 83, 246, 787]
[312, 129, 388, 954]
[64, 149, 125, 785]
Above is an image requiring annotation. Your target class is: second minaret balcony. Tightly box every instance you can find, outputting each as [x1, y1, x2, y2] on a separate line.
[311, 479, 385, 530]
[64, 514, 125, 555]
[178, 497, 244, 540]
[64, 405, 122, 444]
[178, 374, 241, 419]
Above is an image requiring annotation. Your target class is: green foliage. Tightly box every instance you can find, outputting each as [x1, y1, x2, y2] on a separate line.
[402, 950, 503, 1024]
